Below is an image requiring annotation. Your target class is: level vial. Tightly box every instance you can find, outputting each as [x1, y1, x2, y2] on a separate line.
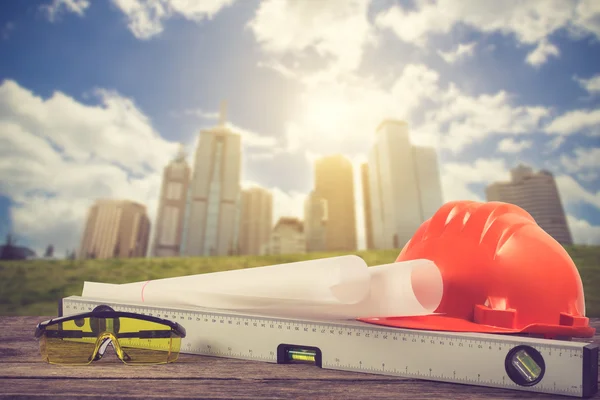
[505, 345, 546, 387]
[511, 349, 542, 382]
[277, 344, 322, 367]
[287, 348, 317, 363]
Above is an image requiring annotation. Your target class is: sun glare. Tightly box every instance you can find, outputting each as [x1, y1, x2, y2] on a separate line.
[301, 96, 348, 134]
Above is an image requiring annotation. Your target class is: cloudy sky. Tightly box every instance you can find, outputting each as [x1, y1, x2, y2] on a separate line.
[0, 0, 599, 257]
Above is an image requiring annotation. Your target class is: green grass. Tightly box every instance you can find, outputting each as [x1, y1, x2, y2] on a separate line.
[0, 246, 598, 318]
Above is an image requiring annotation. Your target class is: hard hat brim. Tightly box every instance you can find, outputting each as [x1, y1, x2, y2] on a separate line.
[357, 315, 596, 338]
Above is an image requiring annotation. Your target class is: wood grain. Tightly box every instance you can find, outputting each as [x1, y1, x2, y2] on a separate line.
[0, 316, 598, 399]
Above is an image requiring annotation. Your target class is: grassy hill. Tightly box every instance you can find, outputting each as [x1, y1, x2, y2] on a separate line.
[1, 246, 598, 318]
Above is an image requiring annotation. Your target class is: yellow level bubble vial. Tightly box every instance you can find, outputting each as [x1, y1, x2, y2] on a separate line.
[277, 344, 322, 367]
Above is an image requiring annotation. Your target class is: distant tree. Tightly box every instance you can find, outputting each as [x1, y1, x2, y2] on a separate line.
[44, 245, 54, 258]
[0, 234, 17, 260]
[68, 250, 76, 260]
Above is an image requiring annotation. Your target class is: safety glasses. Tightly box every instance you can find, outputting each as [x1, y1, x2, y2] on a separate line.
[34, 305, 186, 365]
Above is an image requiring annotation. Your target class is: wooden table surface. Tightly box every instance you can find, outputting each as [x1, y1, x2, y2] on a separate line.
[0, 316, 598, 399]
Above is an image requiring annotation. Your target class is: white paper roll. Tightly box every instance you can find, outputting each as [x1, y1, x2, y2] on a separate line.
[82, 256, 444, 320]
[217, 259, 444, 320]
[83, 255, 371, 307]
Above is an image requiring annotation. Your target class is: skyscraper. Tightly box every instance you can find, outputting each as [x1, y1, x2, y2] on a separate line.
[151, 145, 191, 257]
[261, 217, 306, 255]
[238, 186, 273, 255]
[412, 145, 444, 221]
[486, 164, 573, 245]
[314, 154, 357, 252]
[367, 120, 443, 250]
[360, 163, 374, 250]
[304, 190, 328, 252]
[78, 199, 151, 259]
[180, 103, 242, 256]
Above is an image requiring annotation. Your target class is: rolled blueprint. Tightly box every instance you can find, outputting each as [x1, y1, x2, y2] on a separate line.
[209, 259, 444, 320]
[83, 256, 370, 307]
[82, 255, 444, 320]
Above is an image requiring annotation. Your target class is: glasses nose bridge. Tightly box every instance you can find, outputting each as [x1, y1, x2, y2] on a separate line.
[94, 332, 126, 361]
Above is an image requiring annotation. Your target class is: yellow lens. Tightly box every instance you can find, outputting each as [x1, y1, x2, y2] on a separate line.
[116, 317, 181, 364]
[40, 319, 97, 365]
[39, 315, 182, 365]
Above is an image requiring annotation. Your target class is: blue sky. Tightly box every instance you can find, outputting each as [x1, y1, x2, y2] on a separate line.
[0, 0, 599, 256]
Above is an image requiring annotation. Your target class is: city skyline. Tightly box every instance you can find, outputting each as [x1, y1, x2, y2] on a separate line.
[73, 115, 576, 259]
[1, 1, 599, 256]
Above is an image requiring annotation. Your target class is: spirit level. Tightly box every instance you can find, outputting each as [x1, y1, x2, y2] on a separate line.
[59, 296, 598, 398]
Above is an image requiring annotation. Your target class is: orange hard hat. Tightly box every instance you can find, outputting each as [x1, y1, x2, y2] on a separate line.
[358, 200, 595, 338]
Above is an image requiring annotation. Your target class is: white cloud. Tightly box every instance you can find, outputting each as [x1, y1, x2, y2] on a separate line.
[437, 41, 477, 64]
[433, 87, 550, 153]
[375, 0, 600, 65]
[0, 82, 174, 176]
[277, 62, 550, 158]
[560, 147, 600, 173]
[41, 0, 90, 22]
[0, 79, 179, 256]
[256, 61, 300, 80]
[572, 0, 600, 38]
[574, 74, 600, 95]
[497, 138, 534, 153]
[525, 39, 560, 67]
[545, 135, 566, 152]
[391, 64, 441, 119]
[225, 122, 279, 150]
[555, 174, 600, 209]
[544, 108, 600, 135]
[110, 0, 238, 39]
[440, 158, 511, 202]
[173, 108, 220, 120]
[578, 171, 599, 182]
[567, 215, 600, 245]
[247, 0, 376, 72]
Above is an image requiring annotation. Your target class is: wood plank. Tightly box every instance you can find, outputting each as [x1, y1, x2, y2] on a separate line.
[0, 378, 583, 400]
[0, 360, 404, 381]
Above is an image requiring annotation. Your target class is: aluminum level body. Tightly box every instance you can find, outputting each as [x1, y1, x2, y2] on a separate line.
[60, 296, 598, 398]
